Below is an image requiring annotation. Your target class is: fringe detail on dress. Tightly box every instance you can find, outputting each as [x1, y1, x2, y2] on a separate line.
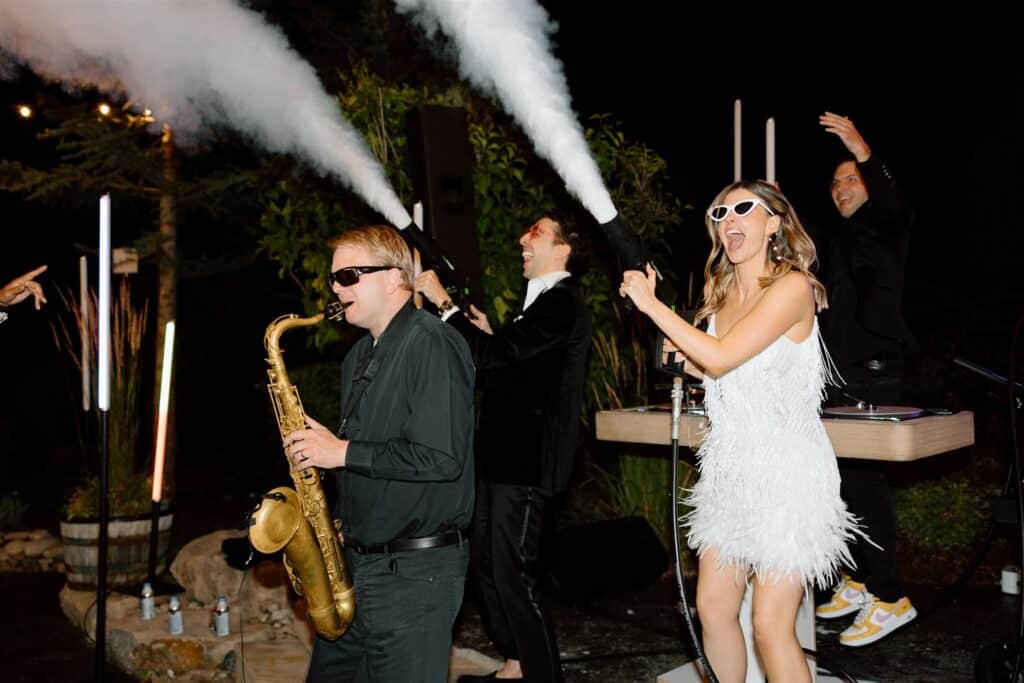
[682, 316, 868, 591]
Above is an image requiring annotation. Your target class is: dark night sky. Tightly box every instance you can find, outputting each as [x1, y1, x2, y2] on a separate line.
[0, 3, 1020, 412]
[1, 4, 1019, 296]
[544, 5, 1019, 272]
[539, 5, 1022, 377]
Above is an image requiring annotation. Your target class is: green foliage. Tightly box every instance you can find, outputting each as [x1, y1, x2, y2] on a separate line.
[0, 493, 29, 530]
[586, 329, 648, 418]
[64, 473, 156, 521]
[257, 63, 687, 355]
[565, 325, 696, 555]
[0, 99, 262, 267]
[258, 181, 362, 347]
[257, 65, 459, 347]
[588, 454, 696, 552]
[290, 361, 342, 428]
[584, 114, 679, 260]
[469, 112, 555, 324]
[894, 475, 994, 550]
[0, 105, 169, 206]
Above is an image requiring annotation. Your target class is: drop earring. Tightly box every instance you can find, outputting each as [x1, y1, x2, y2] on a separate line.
[770, 232, 783, 264]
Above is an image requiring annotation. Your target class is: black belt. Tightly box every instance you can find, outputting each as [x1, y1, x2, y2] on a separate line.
[349, 529, 465, 555]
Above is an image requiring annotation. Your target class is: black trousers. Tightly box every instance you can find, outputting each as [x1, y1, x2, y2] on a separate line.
[306, 543, 468, 682]
[835, 362, 905, 603]
[473, 480, 563, 683]
[840, 460, 902, 602]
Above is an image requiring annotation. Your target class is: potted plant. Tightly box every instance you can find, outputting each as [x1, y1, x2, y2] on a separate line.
[53, 280, 172, 588]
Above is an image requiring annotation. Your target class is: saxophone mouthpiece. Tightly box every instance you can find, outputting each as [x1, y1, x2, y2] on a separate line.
[326, 300, 351, 322]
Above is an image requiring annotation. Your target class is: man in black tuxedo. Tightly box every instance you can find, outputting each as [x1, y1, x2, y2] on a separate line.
[815, 113, 918, 647]
[417, 213, 592, 682]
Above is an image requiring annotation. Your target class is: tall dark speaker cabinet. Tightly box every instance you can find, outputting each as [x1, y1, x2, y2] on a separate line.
[405, 105, 483, 307]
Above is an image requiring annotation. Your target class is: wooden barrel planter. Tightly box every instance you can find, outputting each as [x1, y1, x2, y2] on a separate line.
[59, 512, 174, 589]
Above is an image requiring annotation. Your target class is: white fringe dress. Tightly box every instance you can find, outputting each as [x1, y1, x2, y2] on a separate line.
[684, 315, 859, 589]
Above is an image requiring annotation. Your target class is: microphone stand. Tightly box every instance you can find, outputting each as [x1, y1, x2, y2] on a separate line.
[957, 339, 1024, 682]
[670, 376, 718, 682]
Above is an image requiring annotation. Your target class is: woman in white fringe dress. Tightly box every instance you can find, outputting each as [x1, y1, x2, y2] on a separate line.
[620, 180, 860, 683]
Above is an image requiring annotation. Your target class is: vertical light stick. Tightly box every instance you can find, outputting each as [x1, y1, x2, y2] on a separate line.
[733, 100, 742, 182]
[95, 193, 111, 683]
[79, 255, 90, 412]
[148, 321, 175, 583]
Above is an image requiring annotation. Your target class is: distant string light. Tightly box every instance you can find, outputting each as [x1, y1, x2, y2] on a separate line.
[16, 100, 158, 124]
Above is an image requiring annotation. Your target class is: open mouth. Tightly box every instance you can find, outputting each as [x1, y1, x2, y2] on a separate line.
[725, 229, 745, 251]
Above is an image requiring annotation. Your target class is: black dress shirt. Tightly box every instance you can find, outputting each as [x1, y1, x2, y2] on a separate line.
[332, 300, 476, 546]
[821, 156, 916, 370]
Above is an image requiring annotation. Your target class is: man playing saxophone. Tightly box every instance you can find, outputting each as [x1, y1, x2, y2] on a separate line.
[284, 224, 476, 682]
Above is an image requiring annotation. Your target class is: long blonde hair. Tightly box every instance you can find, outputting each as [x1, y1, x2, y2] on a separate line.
[695, 180, 827, 326]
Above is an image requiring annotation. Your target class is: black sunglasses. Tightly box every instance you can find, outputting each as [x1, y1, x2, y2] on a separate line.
[328, 265, 397, 287]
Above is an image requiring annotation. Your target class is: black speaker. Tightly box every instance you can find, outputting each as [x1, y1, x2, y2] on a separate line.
[551, 516, 669, 602]
[405, 105, 482, 306]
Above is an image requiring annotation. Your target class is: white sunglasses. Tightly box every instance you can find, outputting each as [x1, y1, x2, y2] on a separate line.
[707, 198, 775, 222]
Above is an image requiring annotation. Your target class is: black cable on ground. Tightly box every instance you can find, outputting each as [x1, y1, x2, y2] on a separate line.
[809, 656, 859, 683]
[82, 596, 100, 643]
[1007, 312, 1023, 681]
[237, 539, 254, 683]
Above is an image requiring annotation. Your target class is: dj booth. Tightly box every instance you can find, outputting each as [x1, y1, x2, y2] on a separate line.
[595, 407, 975, 682]
[595, 406, 975, 461]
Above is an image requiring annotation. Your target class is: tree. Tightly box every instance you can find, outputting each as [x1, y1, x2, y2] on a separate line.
[0, 97, 260, 494]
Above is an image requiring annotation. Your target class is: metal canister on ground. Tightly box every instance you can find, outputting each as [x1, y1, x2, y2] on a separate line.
[140, 582, 155, 620]
[1001, 565, 1021, 595]
[211, 596, 230, 636]
[168, 595, 184, 634]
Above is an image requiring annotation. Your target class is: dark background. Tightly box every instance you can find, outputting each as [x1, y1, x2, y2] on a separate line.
[0, 2, 1019, 532]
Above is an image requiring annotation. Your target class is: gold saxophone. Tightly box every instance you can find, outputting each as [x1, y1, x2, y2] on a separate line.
[248, 302, 355, 640]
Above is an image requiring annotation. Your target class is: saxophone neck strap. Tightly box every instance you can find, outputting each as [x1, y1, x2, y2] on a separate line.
[338, 353, 379, 437]
[337, 301, 415, 436]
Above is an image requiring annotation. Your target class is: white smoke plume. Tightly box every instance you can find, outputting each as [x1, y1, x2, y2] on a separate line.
[394, 0, 617, 223]
[0, 0, 411, 227]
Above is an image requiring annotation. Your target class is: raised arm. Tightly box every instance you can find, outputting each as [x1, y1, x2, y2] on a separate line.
[621, 268, 814, 378]
[821, 112, 910, 220]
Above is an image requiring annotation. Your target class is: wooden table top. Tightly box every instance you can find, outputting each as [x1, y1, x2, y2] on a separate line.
[595, 408, 974, 461]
